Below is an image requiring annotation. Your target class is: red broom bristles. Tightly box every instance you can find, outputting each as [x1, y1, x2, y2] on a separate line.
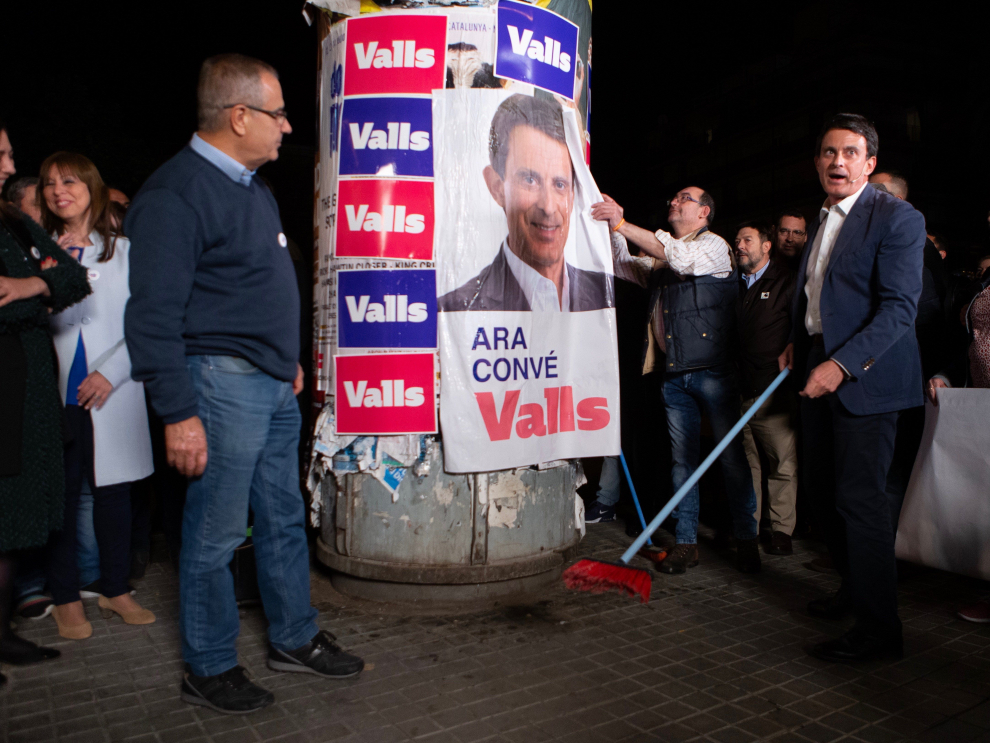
[562, 559, 652, 604]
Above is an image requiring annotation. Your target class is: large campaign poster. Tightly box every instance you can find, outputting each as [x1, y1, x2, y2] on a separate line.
[315, 1, 609, 471]
[434, 87, 619, 472]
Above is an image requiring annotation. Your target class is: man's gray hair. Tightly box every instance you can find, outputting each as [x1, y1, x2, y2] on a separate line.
[5, 176, 38, 208]
[197, 54, 279, 132]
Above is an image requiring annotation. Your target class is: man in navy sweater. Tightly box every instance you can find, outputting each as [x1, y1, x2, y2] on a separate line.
[125, 54, 363, 714]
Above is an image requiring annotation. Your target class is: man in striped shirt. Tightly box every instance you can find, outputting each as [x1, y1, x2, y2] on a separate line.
[591, 188, 760, 575]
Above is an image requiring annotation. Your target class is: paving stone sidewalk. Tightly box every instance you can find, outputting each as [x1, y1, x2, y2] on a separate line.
[3, 524, 990, 743]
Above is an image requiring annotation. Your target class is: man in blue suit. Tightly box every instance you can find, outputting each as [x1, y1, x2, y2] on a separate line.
[779, 114, 925, 662]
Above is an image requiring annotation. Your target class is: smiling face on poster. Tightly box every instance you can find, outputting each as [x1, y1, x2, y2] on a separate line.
[434, 89, 619, 473]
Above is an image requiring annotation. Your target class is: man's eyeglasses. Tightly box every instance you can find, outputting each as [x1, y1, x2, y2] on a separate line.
[667, 194, 701, 207]
[222, 103, 289, 124]
[777, 227, 807, 238]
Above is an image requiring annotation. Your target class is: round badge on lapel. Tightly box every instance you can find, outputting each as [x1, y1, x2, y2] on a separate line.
[278, 232, 288, 248]
[30, 247, 41, 259]
[88, 269, 100, 281]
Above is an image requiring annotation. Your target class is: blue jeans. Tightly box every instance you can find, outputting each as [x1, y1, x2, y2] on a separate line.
[662, 364, 757, 545]
[77, 482, 101, 587]
[595, 456, 621, 507]
[180, 355, 318, 677]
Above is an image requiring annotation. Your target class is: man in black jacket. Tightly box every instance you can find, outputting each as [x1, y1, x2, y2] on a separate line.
[734, 222, 798, 555]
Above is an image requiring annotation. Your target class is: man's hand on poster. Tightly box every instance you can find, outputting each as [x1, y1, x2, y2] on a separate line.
[590, 194, 624, 231]
[591, 195, 668, 264]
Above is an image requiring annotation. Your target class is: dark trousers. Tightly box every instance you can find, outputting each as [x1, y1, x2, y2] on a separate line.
[885, 405, 925, 531]
[48, 406, 132, 605]
[801, 345, 902, 639]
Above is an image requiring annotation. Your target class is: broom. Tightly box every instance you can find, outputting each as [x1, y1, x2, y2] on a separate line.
[564, 367, 790, 603]
[618, 451, 667, 564]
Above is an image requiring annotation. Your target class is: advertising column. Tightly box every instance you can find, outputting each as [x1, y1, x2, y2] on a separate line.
[327, 13, 447, 436]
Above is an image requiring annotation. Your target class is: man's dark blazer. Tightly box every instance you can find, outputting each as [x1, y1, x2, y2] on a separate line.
[437, 245, 613, 312]
[791, 185, 926, 415]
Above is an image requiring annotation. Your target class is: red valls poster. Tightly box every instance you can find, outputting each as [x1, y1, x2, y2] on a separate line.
[335, 179, 435, 260]
[334, 353, 437, 435]
[343, 14, 447, 96]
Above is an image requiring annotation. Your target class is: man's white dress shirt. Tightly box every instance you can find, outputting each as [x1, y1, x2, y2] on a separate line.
[804, 183, 869, 335]
[502, 241, 570, 312]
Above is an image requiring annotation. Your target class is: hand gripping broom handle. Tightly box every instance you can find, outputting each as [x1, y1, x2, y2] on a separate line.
[619, 367, 790, 565]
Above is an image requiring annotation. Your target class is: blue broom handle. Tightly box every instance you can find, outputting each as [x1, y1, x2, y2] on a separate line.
[619, 367, 790, 565]
[619, 450, 652, 546]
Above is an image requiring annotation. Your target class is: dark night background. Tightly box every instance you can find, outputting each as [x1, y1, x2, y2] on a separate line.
[5, 4, 990, 273]
[5, 2, 988, 517]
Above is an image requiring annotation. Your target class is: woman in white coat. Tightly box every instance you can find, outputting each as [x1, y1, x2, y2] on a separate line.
[41, 152, 155, 639]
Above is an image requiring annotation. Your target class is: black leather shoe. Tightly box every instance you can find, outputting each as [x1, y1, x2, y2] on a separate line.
[807, 587, 850, 620]
[807, 629, 903, 663]
[766, 532, 793, 555]
[0, 634, 61, 665]
[656, 544, 699, 575]
[736, 538, 762, 574]
[180, 665, 274, 715]
[269, 630, 364, 679]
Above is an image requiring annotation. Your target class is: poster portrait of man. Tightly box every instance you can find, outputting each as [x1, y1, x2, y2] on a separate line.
[437, 94, 611, 313]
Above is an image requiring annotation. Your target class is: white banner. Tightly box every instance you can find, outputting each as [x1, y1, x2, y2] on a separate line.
[895, 389, 990, 581]
[434, 88, 619, 472]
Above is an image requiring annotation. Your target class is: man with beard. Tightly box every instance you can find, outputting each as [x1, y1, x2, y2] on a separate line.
[734, 222, 798, 556]
[775, 210, 808, 271]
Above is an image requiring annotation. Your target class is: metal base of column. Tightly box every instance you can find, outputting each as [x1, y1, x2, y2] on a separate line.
[316, 537, 571, 607]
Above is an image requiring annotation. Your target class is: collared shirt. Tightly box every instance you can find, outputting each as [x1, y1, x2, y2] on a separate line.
[654, 226, 733, 279]
[804, 183, 869, 334]
[611, 226, 733, 351]
[742, 259, 771, 289]
[189, 133, 256, 186]
[502, 241, 570, 312]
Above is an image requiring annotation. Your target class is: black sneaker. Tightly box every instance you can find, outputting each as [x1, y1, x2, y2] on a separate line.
[268, 630, 364, 679]
[180, 665, 274, 715]
[16, 594, 54, 620]
[585, 501, 616, 523]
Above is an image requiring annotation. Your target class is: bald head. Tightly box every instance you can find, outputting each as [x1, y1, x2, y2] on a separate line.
[870, 171, 908, 200]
